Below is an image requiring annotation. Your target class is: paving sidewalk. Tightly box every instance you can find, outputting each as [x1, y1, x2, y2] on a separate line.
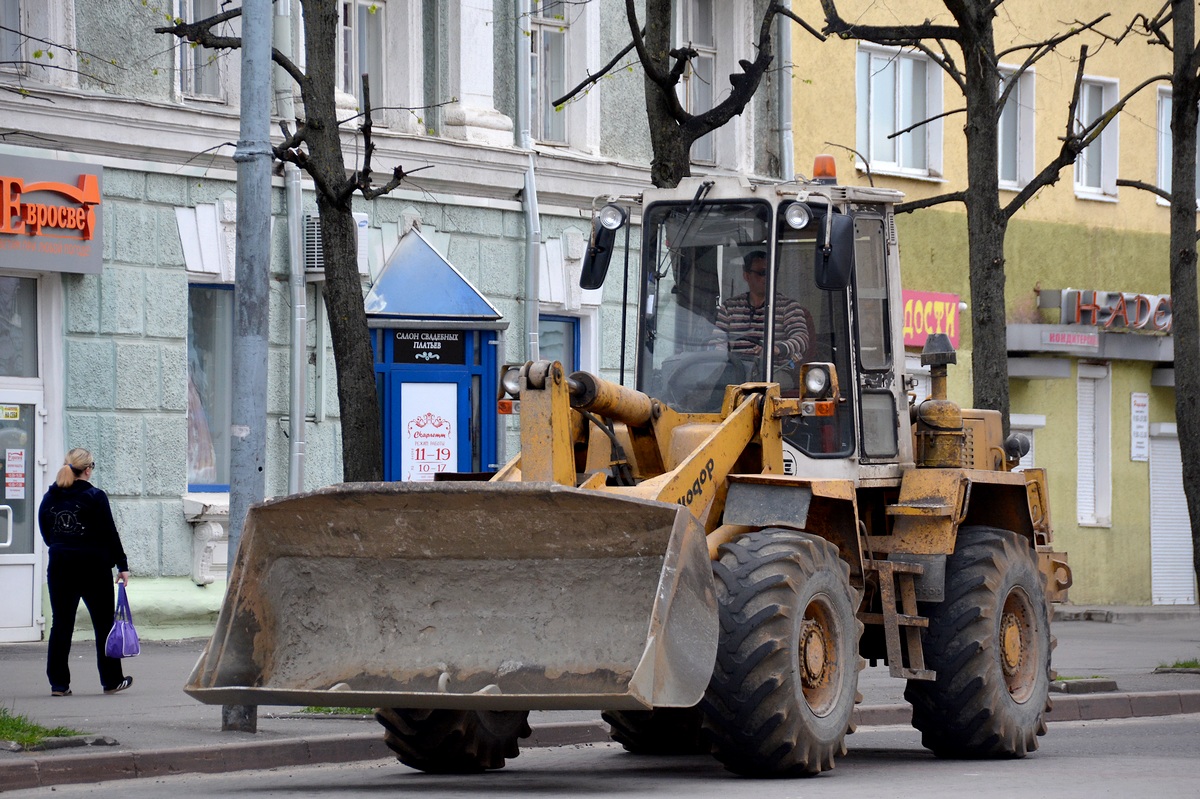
[2, 605, 1197, 791]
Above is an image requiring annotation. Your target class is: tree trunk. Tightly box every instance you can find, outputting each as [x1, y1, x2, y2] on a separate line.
[300, 0, 383, 481]
[1168, 0, 1200, 592]
[317, 201, 383, 482]
[642, 0, 691, 188]
[955, 5, 1011, 430]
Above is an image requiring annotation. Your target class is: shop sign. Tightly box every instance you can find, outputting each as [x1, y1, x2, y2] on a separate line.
[1061, 289, 1172, 333]
[1131, 392, 1149, 462]
[902, 290, 960, 348]
[0, 153, 104, 275]
[400, 382, 458, 481]
[1042, 330, 1099, 350]
[392, 329, 466, 365]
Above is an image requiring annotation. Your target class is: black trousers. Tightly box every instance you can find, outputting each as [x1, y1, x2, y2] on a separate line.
[46, 553, 124, 691]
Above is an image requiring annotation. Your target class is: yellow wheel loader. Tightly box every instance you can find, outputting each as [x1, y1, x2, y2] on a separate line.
[186, 161, 1072, 778]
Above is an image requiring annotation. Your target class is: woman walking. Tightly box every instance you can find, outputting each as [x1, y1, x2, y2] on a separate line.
[38, 448, 133, 696]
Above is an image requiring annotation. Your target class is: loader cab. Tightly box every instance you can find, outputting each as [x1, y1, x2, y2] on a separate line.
[583, 170, 910, 471]
[632, 188, 856, 458]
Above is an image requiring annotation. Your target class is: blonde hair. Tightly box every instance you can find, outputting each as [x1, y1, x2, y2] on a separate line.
[55, 448, 93, 488]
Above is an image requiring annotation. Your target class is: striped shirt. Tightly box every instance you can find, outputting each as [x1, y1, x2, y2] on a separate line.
[713, 293, 811, 363]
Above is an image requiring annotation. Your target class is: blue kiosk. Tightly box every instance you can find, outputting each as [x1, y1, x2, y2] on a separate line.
[366, 229, 507, 481]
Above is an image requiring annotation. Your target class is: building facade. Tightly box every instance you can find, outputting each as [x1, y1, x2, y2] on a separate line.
[0, 0, 784, 639]
[790, 1, 1196, 606]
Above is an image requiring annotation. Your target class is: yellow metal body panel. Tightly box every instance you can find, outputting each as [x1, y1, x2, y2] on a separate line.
[518, 361, 576, 485]
[646, 398, 760, 524]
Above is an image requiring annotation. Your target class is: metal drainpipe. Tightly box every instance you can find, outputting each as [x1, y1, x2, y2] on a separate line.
[778, 1, 794, 181]
[517, 0, 541, 362]
[275, 1, 307, 494]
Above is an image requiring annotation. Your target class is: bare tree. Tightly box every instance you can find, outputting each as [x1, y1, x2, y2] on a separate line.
[818, 1, 1163, 429]
[1117, 1, 1200, 594]
[554, 1, 824, 188]
[158, 1, 430, 483]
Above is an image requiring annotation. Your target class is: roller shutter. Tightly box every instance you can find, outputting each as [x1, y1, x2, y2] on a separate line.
[1149, 433, 1197, 605]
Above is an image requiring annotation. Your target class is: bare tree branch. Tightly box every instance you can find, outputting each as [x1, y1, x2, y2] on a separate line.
[777, 6, 827, 43]
[886, 106, 965, 140]
[819, 0, 962, 44]
[822, 141, 874, 185]
[895, 191, 968, 214]
[554, 2, 822, 112]
[156, 8, 309, 91]
[551, 28, 644, 108]
[1116, 177, 1172, 202]
[1003, 47, 1167, 218]
[996, 14, 1110, 61]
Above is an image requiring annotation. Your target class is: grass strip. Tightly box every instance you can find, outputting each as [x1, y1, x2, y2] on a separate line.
[0, 707, 85, 748]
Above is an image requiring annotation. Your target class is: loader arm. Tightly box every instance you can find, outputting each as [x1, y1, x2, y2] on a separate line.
[497, 361, 796, 531]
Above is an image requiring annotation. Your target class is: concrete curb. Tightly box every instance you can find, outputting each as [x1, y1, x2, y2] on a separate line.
[1053, 606, 1200, 623]
[2, 693, 1197, 791]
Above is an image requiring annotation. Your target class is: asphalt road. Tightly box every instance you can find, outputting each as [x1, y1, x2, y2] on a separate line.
[8, 714, 1199, 798]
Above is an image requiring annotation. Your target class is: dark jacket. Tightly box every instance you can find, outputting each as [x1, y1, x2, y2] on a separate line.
[38, 481, 129, 572]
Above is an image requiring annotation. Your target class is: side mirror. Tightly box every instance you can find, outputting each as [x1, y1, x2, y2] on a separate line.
[580, 204, 627, 290]
[579, 217, 614, 290]
[815, 214, 854, 290]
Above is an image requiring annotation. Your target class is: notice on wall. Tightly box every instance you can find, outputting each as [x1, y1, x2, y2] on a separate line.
[5, 448, 25, 500]
[401, 382, 458, 481]
[1130, 392, 1149, 462]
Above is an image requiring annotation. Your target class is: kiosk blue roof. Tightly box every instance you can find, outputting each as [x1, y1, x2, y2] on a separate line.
[365, 228, 501, 320]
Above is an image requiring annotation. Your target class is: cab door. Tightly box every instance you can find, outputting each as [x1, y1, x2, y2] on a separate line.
[851, 215, 903, 464]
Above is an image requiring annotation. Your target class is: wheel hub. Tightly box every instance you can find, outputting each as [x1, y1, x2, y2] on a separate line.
[800, 619, 828, 685]
[1000, 612, 1024, 676]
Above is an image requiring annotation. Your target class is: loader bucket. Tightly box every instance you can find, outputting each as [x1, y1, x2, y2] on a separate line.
[185, 481, 718, 712]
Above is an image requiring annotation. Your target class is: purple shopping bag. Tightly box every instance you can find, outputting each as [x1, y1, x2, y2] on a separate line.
[105, 583, 140, 658]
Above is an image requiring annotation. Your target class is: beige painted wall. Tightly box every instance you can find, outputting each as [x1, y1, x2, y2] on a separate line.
[790, 1, 1174, 233]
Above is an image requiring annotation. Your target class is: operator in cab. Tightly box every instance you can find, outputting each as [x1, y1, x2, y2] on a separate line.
[711, 251, 811, 368]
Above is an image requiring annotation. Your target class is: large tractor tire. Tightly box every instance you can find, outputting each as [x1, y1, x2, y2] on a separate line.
[904, 525, 1052, 758]
[374, 708, 531, 773]
[701, 530, 861, 777]
[601, 707, 709, 755]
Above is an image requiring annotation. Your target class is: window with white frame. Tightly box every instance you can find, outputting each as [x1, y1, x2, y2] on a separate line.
[998, 67, 1035, 189]
[340, 0, 384, 113]
[188, 284, 233, 490]
[1074, 77, 1119, 198]
[1077, 363, 1112, 526]
[1, 1, 77, 86]
[176, 0, 222, 99]
[0, 0, 21, 72]
[856, 45, 943, 178]
[538, 314, 579, 375]
[677, 0, 715, 163]
[1009, 413, 1046, 472]
[530, 1, 567, 144]
[1156, 89, 1200, 204]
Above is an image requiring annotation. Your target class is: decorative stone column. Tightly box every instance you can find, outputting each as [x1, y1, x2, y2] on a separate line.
[443, 0, 514, 145]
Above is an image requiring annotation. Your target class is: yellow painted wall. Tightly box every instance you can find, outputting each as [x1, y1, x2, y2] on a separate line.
[789, 5, 1189, 604]
[790, 1, 1174, 234]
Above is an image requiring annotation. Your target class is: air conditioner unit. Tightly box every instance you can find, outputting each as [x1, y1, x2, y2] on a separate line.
[304, 212, 370, 275]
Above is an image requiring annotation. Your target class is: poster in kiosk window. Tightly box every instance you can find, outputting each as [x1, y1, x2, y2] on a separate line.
[401, 382, 458, 481]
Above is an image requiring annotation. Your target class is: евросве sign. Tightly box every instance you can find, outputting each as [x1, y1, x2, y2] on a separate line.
[0, 153, 104, 275]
